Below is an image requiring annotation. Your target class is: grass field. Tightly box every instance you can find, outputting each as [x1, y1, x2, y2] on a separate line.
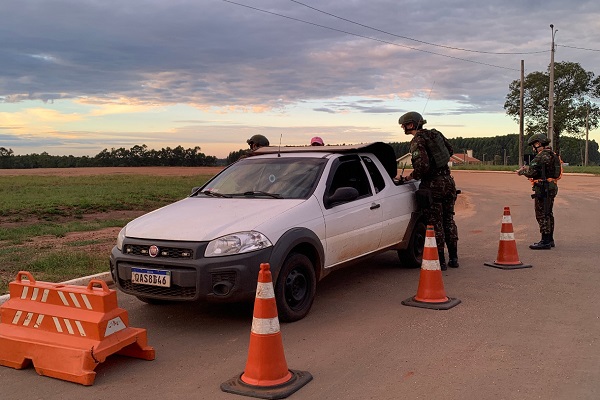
[0, 172, 215, 294]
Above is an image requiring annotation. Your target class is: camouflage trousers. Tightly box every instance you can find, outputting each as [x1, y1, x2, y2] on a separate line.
[533, 191, 556, 235]
[420, 175, 459, 253]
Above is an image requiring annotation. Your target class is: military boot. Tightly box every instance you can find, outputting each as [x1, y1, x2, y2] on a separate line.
[447, 243, 459, 268]
[529, 234, 552, 250]
[438, 251, 447, 271]
[549, 231, 555, 247]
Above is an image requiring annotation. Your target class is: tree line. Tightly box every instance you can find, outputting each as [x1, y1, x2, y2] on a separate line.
[1, 135, 598, 170]
[389, 135, 600, 165]
[0, 144, 218, 169]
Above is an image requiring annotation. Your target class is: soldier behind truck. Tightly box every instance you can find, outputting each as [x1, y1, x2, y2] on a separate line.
[398, 111, 459, 271]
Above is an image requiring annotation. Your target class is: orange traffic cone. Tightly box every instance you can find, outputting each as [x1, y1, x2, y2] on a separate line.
[221, 263, 312, 399]
[484, 207, 532, 270]
[402, 226, 461, 310]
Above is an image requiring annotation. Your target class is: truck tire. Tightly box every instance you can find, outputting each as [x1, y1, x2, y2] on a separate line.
[397, 219, 426, 269]
[275, 252, 316, 322]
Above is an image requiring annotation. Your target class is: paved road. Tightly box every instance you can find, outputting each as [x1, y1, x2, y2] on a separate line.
[1, 171, 599, 400]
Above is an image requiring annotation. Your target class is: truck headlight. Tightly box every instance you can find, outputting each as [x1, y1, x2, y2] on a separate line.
[116, 227, 126, 251]
[205, 231, 272, 257]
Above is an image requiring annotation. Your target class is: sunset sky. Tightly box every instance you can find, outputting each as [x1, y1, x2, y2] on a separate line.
[1, 0, 599, 159]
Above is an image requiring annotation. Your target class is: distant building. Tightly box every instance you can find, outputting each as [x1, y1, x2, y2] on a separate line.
[450, 150, 480, 165]
[397, 150, 480, 167]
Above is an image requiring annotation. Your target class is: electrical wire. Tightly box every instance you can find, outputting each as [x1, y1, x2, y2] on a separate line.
[222, 0, 519, 71]
[288, 0, 548, 55]
[557, 44, 600, 52]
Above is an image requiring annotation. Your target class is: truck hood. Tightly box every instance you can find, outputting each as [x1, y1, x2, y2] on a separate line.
[124, 197, 306, 241]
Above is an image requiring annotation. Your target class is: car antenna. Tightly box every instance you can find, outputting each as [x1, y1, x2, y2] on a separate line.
[278, 133, 282, 157]
[422, 80, 435, 115]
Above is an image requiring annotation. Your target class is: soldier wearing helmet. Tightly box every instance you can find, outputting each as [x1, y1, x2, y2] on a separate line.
[516, 133, 562, 249]
[237, 134, 270, 160]
[247, 134, 270, 151]
[398, 111, 459, 270]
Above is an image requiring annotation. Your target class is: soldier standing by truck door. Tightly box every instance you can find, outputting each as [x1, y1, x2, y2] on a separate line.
[516, 133, 562, 249]
[398, 111, 459, 270]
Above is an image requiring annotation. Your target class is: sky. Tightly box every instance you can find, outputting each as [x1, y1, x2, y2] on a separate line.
[1, 0, 599, 159]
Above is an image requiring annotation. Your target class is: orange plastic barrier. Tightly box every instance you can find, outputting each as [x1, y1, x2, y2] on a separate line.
[484, 207, 532, 270]
[402, 225, 461, 310]
[0, 271, 155, 385]
[221, 263, 312, 399]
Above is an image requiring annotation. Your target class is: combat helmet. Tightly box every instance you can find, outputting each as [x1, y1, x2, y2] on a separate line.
[247, 134, 270, 148]
[527, 133, 550, 146]
[398, 111, 427, 132]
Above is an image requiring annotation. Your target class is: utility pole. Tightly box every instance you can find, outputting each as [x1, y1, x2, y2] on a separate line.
[519, 60, 524, 168]
[548, 24, 557, 149]
[585, 106, 589, 166]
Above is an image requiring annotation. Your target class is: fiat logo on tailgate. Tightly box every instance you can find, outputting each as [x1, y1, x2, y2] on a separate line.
[149, 245, 159, 257]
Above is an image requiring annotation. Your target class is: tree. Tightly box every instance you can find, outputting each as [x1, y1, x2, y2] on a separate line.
[504, 61, 600, 154]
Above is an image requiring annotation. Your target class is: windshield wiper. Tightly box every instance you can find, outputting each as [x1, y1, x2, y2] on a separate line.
[201, 190, 232, 198]
[241, 191, 283, 199]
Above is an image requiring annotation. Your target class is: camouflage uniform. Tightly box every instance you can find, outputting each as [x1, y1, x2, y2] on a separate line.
[410, 129, 458, 259]
[517, 147, 559, 236]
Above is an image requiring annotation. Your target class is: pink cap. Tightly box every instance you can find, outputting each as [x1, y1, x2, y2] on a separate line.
[310, 136, 324, 146]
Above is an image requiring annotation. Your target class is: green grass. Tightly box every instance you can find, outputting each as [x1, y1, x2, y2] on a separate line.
[0, 173, 214, 294]
[0, 174, 214, 218]
[9, 250, 109, 285]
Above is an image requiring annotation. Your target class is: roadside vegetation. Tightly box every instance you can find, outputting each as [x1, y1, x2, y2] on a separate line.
[0, 173, 214, 294]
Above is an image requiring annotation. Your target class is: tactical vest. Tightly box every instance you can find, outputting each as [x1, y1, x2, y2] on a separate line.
[544, 149, 562, 180]
[418, 129, 451, 169]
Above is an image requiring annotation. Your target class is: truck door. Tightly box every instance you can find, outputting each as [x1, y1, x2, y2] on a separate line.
[322, 155, 383, 267]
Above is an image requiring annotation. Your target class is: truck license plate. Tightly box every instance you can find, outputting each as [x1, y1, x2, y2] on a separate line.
[131, 267, 171, 287]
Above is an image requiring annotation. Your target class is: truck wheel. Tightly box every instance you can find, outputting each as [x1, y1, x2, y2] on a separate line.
[275, 253, 316, 322]
[398, 219, 426, 268]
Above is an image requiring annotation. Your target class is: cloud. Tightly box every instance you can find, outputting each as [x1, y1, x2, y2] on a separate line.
[1, 0, 599, 157]
[4, 0, 596, 110]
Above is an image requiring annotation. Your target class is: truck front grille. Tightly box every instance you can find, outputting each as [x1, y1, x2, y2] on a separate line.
[119, 278, 196, 299]
[124, 244, 193, 259]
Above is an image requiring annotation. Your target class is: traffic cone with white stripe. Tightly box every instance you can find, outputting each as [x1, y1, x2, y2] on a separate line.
[484, 207, 532, 269]
[221, 263, 312, 399]
[402, 225, 461, 310]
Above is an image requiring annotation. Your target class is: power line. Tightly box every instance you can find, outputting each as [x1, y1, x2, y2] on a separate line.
[288, 0, 548, 55]
[222, 0, 519, 71]
[557, 44, 600, 52]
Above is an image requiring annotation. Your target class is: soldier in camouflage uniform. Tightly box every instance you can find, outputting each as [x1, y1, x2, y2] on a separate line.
[516, 133, 561, 250]
[398, 112, 459, 271]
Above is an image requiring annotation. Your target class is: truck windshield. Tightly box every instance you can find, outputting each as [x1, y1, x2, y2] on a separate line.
[201, 158, 326, 199]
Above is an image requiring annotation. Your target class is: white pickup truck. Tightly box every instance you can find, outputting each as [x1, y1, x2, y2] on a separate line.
[109, 142, 425, 321]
